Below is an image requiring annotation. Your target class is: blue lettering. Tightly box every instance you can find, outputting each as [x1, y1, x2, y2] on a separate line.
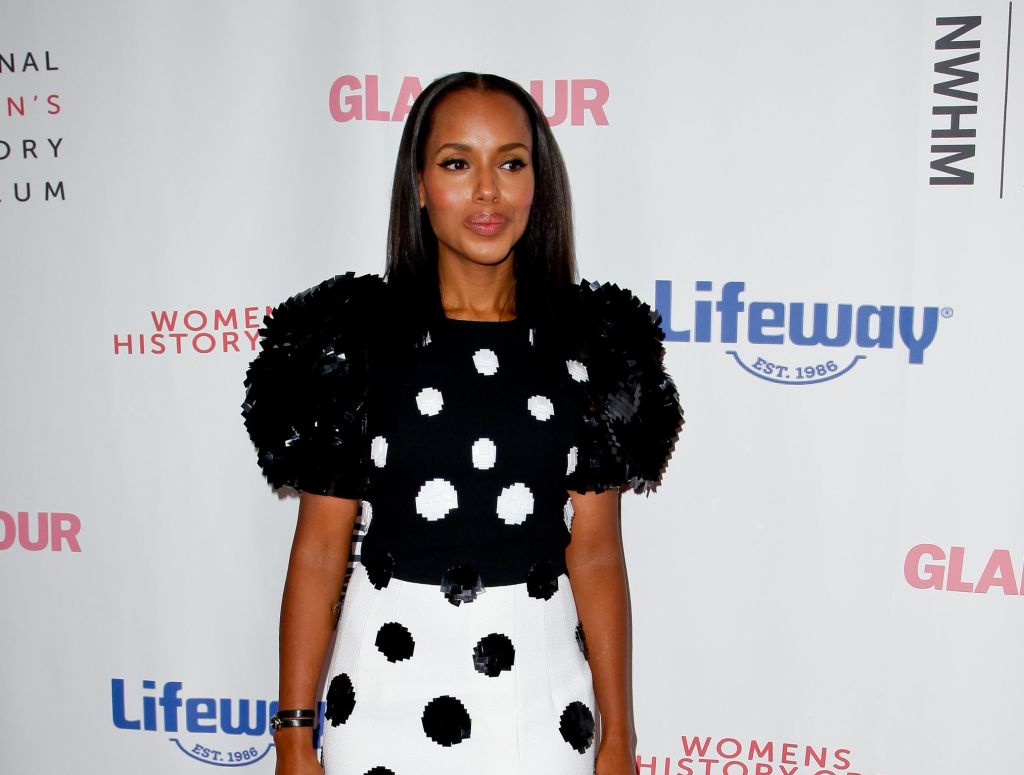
[748, 301, 785, 344]
[220, 699, 267, 736]
[898, 306, 940, 364]
[111, 679, 141, 730]
[186, 697, 217, 733]
[160, 681, 183, 732]
[716, 282, 745, 343]
[789, 303, 853, 347]
[855, 305, 896, 348]
[694, 280, 713, 342]
[142, 680, 157, 731]
[654, 280, 690, 342]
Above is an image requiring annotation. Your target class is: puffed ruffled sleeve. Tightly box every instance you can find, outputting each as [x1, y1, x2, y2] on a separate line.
[565, 280, 684, 494]
[241, 273, 385, 498]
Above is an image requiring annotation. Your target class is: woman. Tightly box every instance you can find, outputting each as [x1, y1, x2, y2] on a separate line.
[243, 72, 683, 775]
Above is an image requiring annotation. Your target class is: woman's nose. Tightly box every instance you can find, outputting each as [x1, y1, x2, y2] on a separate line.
[474, 168, 499, 202]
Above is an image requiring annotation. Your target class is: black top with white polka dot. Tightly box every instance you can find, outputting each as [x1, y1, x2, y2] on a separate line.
[361, 317, 580, 587]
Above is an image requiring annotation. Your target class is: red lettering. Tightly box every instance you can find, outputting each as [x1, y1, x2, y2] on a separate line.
[680, 737, 712, 757]
[781, 743, 798, 765]
[50, 512, 81, 552]
[150, 310, 179, 331]
[529, 79, 568, 126]
[0, 511, 15, 549]
[18, 511, 48, 551]
[183, 309, 208, 331]
[213, 308, 238, 329]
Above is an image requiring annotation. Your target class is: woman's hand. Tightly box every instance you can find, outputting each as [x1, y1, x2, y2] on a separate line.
[596, 738, 638, 775]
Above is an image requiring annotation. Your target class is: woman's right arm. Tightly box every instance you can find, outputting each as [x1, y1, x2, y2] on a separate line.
[275, 491, 359, 774]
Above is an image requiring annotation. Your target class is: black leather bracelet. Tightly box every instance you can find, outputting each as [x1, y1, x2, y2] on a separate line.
[270, 709, 316, 731]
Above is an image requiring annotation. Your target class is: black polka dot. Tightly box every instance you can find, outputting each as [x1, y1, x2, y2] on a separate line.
[558, 701, 595, 753]
[375, 622, 415, 662]
[575, 621, 589, 660]
[421, 695, 471, 746]
[472, 633, 515, 677]
[362, 768, 396, 775]
[325, 673, 355, 726]
[363, 550, 394, 589]
[526, 559, 558, 600]
[440, 565, 484, 606]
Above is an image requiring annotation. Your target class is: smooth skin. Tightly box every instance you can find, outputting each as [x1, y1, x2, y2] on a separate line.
[274, 89, 637, 775]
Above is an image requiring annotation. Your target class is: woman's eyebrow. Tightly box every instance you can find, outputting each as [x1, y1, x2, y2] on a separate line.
[433, 141, 530, 154]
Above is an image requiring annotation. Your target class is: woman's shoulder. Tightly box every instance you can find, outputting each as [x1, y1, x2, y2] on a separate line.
[562, 278, 666, 359]
[262, 272, 387, 343]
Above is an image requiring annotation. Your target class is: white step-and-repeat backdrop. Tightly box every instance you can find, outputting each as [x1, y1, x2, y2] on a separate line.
[2, 2, 1021, 774]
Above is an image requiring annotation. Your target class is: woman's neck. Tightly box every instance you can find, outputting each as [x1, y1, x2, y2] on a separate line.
[438, 256, 517, 322]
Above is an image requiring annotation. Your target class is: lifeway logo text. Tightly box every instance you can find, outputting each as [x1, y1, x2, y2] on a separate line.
[655, 280, 947, 385]
[111, 678, 325, 767]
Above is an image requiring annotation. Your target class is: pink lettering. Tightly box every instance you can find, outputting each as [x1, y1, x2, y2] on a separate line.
[245, 330, 260, 349]
[722, 763, 748, 775]
[755, 765, 773, 775]
[749, 740, 773, 760]
[0, 511, 15, 549]
[781, 743, 798, 765]
[329, 75, 362, 121]
[717, 738, 742, 758]
[530, 79, 568, 126]
[151, 333, 166, 355]
[18, 511, 48, 551]
[780, 768, 798, 775]
[805, 746, 827, 767]
[391, 75, 422, 123]
[213, 308, 237, 329]
[636, 756, 658, 775]
[974, 549, 1019, 595]
[680, 737, 712, 758]
[570, 79, 609, 125]
[113, 333, 134, 355]
[224, 331, 240, 352]
[183, 309, 208, 331]
[193, 333, 216, 354]
[364, 74, 390, 121]
[834, 749, 851, 770]
[904, 543, 945, 589]
[244, 306, 261, 328]
[945, 546, 975, 592]
[50, 512, 81, 552]
[150, 309, 178, 331]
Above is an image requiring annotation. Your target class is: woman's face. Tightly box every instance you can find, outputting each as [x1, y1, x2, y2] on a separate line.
[418, 88, 535, 271]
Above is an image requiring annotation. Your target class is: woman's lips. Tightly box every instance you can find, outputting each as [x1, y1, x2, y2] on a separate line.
[464, 213, 508, 236]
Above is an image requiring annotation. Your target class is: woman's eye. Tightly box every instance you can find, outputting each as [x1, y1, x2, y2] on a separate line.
[439, 158, 469, 171]
[500, 158, 528, 171]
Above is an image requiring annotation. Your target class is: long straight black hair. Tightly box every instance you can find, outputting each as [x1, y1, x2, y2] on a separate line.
[385, 72, 577, 329]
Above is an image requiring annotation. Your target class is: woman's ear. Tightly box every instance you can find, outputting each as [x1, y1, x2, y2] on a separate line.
[417, 173, 426, 209]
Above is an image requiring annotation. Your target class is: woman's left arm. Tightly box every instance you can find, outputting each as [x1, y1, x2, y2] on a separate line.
[566, 488, 638, 775]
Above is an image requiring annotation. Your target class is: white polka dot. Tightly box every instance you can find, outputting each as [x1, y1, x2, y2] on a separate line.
[566, 360, 589, 382]
[473, 348, 499, 376]
[415, 478, 459, 521]
[527, 395, 554, 422]
[360, 500, 373, 531]
[416, 387, 444, 416]
[563, 498, 575, 531]
[566, 446, 578, 475]
[370, 436, 388, 468]
[496, 483, 534, 525]
[423, 331, 432, 346]
[472, 438, 497, 470]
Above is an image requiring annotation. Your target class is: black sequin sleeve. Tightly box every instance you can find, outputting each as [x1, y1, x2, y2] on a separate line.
[566, 280, 684, 495]
[241, 272, 385, 498]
